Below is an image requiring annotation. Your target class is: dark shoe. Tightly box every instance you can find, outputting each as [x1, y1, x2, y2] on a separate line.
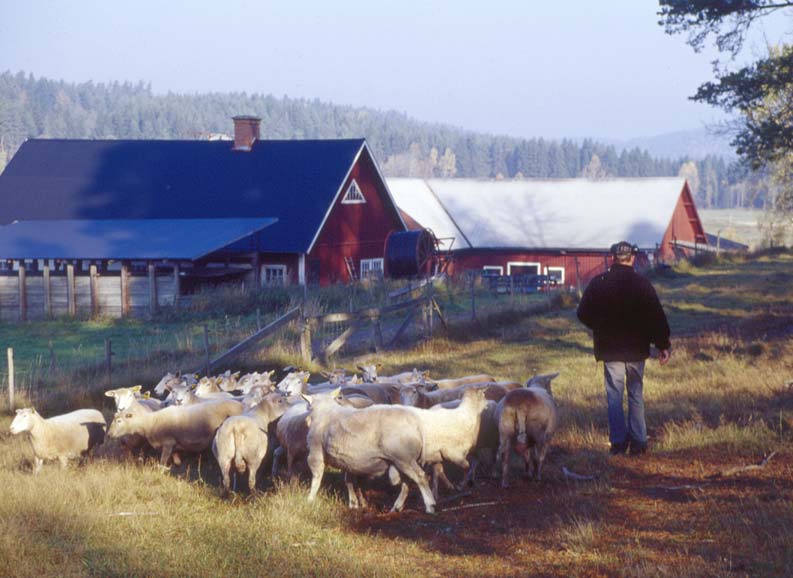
[628, 440, 647, 456]
[609, 441, 629, 455]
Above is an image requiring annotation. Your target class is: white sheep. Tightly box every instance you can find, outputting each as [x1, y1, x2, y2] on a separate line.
[9, 407, 106, 473]
[496, 373, 559, 488]
[410, 387, 489, 499]
[399, 381, 518, 408]
[425, 373, 496, 390]
[304, 389, 437, 513]
[107, 399, 242, 466]
[212, 392, 293, 494]
[270, 394, 370, 479]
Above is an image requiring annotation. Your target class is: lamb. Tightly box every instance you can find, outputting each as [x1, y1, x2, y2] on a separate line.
[399, 381, 517, 408]
[356, 364, 382, 383]
[105, 385, 162, 412]
[107, 399, 243, 466]
[425, 374, 496, 390]
[271, 394, 370, 478]
[411, 387, 489, 498]
[236, 370, 275, 395]
[105, 386, 161, 457]
[304, 389, 437, 513]
[430, 397, 499, 485]
[9, 407, 106, 473]
[271, 400, 311, 479]
[496, 372, 559, 488]
[212, 392, 293, 494]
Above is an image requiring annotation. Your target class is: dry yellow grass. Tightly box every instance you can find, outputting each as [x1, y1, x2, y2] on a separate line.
[0, 250, 791, 577]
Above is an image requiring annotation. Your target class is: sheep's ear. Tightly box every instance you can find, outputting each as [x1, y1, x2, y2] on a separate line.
[356, 365, 364, 372]
[302, 373, 310, 384]
[320, 371, 331, 379]
[132, 385, 142, 393]
[105, 390, 117, 398]
[15, 408, 23, 414]
[332, 387, 342, 399]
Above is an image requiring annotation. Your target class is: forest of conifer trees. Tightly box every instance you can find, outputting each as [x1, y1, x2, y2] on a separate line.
[0, 71, 767, 209]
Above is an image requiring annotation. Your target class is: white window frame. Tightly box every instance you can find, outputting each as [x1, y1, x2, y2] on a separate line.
[341, 179, 366, 204]
[544, 266, 565, 284]
[360, 258, 384, 279]
[506, 261, 540, 276]
[262, 264, 287, 286]
[482, 266, 504, 275]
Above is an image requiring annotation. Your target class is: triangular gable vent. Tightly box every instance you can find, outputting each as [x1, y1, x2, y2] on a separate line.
[341, 179, 366, 204]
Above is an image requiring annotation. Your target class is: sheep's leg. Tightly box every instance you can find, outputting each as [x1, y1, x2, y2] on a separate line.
[355, 482, 369, 509]
[394, 460, 435, 514]
[344, 473, 359, 509]
[388, 466, 409, 512]
[463, 454, 479, 487]
[248, 456, 263, 494]
[271, 446, 284, 478]
[306, 450, 325, 503]
[498, 437, 512, 489]
[159, 443, 175, 467]
[534, 443, 548, 481]
[171, 451, 182, 466]
[33, 456, 43, 474]
[58, 455, 69, 469]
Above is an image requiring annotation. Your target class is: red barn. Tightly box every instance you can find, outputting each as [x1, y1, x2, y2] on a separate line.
[388, 177, 706, 289]
[0, 117, 406, 289]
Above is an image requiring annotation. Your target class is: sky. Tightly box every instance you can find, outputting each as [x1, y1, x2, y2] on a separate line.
[0, 0, 790, 141]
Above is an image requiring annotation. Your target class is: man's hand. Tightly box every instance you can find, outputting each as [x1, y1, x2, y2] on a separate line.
[658, 349, 671, 366]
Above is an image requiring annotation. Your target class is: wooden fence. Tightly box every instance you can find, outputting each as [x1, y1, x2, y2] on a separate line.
[0, 264, 177, 321]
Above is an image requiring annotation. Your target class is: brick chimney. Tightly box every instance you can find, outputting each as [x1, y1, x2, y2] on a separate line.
[232, 116, 261, 151]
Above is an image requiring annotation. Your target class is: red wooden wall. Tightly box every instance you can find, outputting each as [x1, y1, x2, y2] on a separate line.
[659, 181, 708, 262]
[449, 250, 611, 290]
[307, 148, 405, 285]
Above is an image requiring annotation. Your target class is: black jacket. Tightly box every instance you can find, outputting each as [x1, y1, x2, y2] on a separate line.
[577, 264, 671, 362]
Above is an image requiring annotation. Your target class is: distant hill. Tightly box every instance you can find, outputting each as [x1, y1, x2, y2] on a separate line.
[607, 128, 736, 161]
[0, 70, 744, 208]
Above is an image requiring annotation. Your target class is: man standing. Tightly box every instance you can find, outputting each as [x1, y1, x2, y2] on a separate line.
[577, 241, 671, 455]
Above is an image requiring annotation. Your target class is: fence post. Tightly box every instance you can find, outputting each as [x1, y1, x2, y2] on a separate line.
[510, 274, 515, 307]
[202, 324, 210, 377]
[300, 315, 313, 363]
[7, 347, 14, 411]
[470, 272, 476, 321]
[574, 257, 582, 299]
[105, 338, 113, 388]
[18, 261, 27, 322]
[256, 308, 262, 330]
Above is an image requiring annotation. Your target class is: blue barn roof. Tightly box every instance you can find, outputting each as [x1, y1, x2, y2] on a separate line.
[0, 138, 366, 254]
[0, 218, 277, 260]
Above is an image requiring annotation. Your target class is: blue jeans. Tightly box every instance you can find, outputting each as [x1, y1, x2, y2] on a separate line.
[604, 361, 646, 446]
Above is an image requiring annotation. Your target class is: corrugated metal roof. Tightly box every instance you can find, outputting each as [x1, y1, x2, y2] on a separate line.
[0, 138, 366, 253]
[385, 178, 470, 250]
[387, 177, 687, 250]
[0, 218, 277, 260]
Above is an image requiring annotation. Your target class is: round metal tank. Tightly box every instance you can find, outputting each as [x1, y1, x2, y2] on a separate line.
[384, 229, 437, 278]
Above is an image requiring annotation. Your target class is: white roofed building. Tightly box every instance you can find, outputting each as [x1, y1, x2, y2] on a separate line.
[387, 177, 706, 289]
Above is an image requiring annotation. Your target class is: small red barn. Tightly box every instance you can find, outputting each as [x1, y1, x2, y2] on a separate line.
[387, 177, 706, 289]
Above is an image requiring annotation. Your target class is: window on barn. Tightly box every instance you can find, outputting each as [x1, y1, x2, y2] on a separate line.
[482, 265, 503, 276]
[360, 258, 384, 280]
[545, 266, 564, 284]
[262, 265, 287, 286]
[341, 179, 366, 204]
[506, 261, 540, 276]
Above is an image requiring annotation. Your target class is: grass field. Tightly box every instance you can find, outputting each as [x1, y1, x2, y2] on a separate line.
[0, 250, 791, 577]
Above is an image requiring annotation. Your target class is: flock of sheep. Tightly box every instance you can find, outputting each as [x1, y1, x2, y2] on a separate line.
[8, 365, 559, 514]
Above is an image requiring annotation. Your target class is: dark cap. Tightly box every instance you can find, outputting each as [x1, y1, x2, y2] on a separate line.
[610, 241, 638, 257]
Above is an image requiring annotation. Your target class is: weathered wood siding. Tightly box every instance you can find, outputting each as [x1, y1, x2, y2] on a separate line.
[0, 272, 176, 321]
